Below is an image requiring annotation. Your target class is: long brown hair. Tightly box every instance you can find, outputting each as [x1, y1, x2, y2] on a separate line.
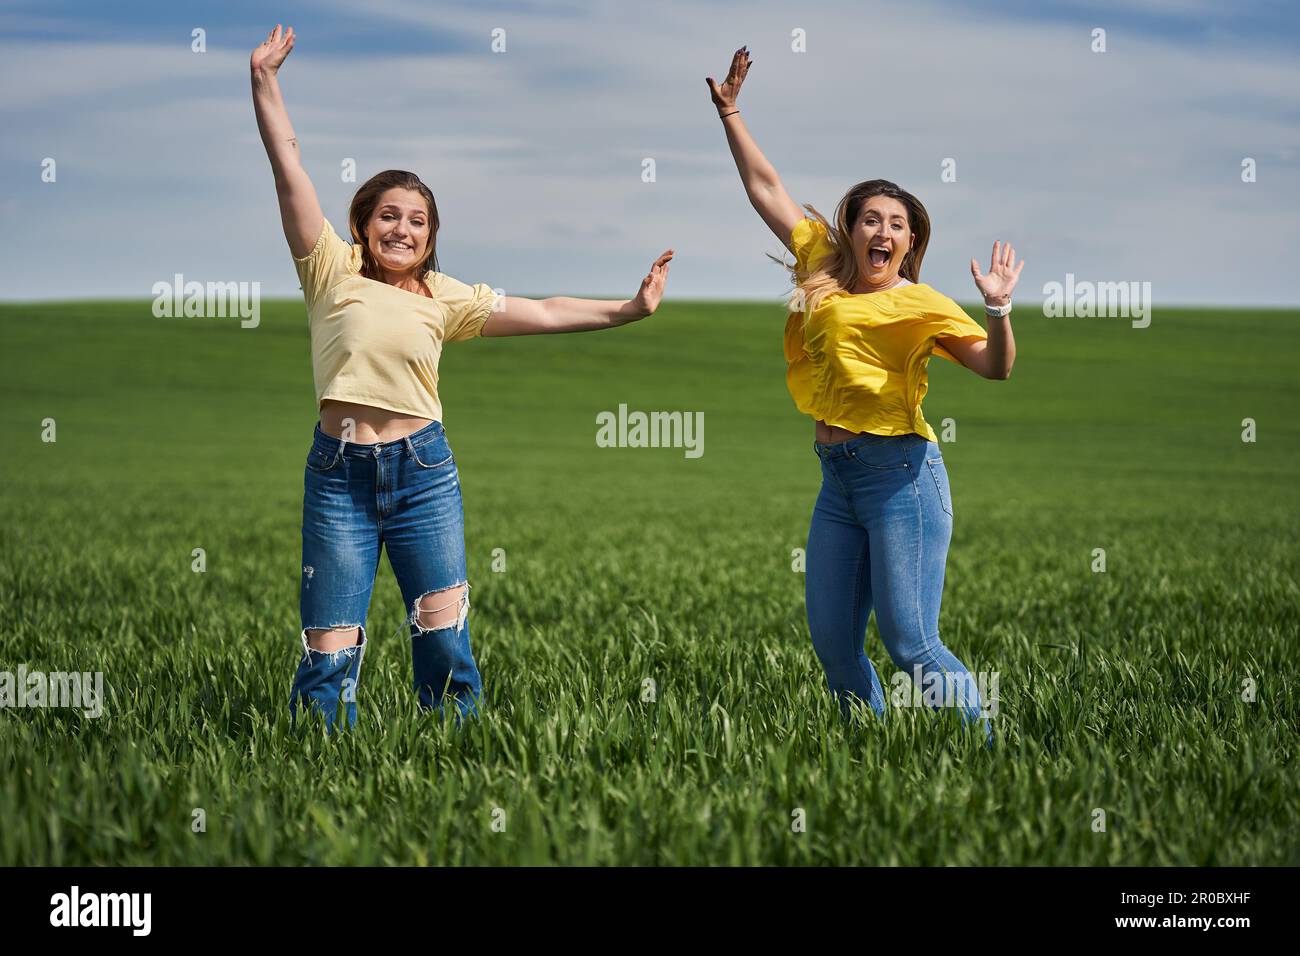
[780, 179, 932, 319]
[348, 169, 441, 281]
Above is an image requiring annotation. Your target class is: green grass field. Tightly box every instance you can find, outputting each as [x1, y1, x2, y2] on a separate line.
[1, 297, 1297, 865]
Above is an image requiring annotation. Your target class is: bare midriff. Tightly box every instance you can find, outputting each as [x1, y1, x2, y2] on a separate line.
[815, 419, 875, 445]
[320, 399, 435, 444]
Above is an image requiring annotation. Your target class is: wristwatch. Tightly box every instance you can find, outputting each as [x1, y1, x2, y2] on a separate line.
[984, 301, 1012, 318]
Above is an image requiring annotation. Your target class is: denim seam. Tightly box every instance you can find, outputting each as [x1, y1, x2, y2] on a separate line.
[849, 538, 876, 710]
[919, 441, 947, 657]
[910, 464, 929, 660]
[826, 460, 856, 523]
[926, 459, 952, 517]
[351, 631, 369, 698]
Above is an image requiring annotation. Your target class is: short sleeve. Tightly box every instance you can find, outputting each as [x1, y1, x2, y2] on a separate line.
[292, 218, 354, 310]
[790, 217, 835, 276]
[928, 292, 989, 365]
[435, 273, 498, 342]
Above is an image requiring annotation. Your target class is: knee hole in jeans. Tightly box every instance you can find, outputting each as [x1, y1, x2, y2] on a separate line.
[411, 582, 470, 633]
[305, 625, 362, 652]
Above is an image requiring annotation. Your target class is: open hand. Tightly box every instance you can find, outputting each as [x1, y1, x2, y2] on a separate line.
[706, 47, 751, 112]
[970, 241, 1024, 306]
[632, 250, 674, 317]
[251, 24, 295, 74]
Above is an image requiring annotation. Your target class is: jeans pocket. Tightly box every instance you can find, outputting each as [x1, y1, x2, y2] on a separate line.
[926, 457, 953, 517]
[846, 436, 909, 471]
[408, 441, 453, 470]
[306, 445, 343, 473]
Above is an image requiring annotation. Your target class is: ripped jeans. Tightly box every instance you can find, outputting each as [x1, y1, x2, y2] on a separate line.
[806, 432, 993, 746]
[290, 419, 481, 730]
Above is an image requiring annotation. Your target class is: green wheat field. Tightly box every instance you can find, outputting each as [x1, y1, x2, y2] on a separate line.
[1, 298, 1297, 866]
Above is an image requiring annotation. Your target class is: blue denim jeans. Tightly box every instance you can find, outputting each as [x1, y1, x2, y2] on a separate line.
[806, 432, 993, 745]
[289, 420, 481, 731]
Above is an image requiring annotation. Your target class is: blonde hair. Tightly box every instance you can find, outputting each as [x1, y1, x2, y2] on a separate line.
[777, 179, 932, 320]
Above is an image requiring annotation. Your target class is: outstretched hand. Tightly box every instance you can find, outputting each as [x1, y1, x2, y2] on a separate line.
[632, 250, 674, 317]
[970, 241, 1024, 306]
[706, 47, 751, 112]
[252, 23, 295, 73]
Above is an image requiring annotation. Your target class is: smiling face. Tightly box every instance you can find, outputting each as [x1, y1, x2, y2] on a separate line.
[365, 187, 431, 278]
[849, 195, 915, 290]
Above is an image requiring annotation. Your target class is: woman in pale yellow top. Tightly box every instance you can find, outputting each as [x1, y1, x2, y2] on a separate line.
[708, 47, 1022, 744]
[251, 25, 673, 730]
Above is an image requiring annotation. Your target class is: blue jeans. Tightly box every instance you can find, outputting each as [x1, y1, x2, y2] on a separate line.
[806, 432, 993, 745]
[289, 420, 481, 731]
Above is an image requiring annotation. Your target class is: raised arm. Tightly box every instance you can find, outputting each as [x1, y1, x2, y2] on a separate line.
[940, 241, 1023, 380]
[250, 24, 323, 259]
[482, 251, 673, 337]
[707, 47, 803, 253]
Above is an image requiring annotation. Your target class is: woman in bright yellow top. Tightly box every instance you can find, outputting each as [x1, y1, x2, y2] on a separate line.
[708, 47, 1022, 744]
[251, 25, 673, 730]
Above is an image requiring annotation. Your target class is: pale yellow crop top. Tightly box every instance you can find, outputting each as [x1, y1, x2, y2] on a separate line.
[783, 217, 989, 443]
[292, 218, 497, 422]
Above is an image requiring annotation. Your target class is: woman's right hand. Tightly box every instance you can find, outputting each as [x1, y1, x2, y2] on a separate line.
[706, 46, 751, 113]
[251, 23, 295, 74]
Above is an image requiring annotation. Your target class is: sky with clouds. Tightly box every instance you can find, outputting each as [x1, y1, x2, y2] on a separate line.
[2, 0, 1297, 305]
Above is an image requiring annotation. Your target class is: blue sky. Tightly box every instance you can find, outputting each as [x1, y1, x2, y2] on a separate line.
[2, 0, 1297, 305]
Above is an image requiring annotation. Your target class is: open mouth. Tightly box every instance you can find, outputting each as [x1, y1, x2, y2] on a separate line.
[382, 240, 413, 253]
[868, 246, 890, 268]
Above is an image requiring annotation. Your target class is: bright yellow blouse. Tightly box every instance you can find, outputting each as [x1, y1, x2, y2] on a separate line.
[783, 217, 988, 443]
[293, 218, 497, 423]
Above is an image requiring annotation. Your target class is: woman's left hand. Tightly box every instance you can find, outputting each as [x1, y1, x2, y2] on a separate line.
[632, 250, 674, 317]
[970, 241, 1024, 306]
